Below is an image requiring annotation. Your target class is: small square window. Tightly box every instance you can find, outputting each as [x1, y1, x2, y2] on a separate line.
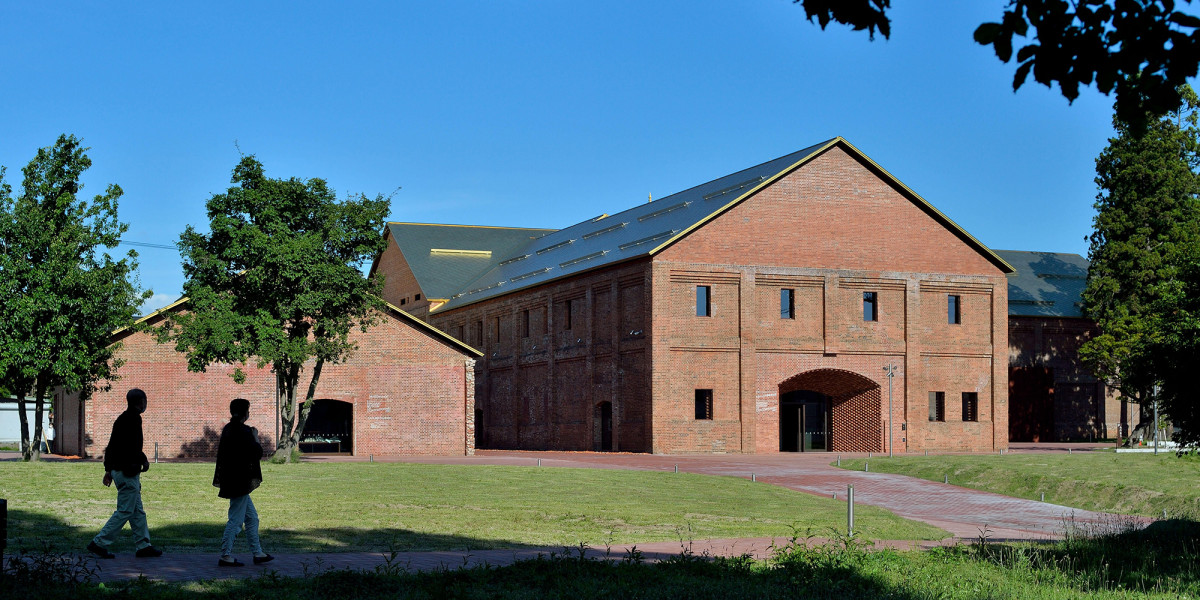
[696, 286, 711, 317]
[863, 292, 878, 322]
[948, 295, 961, 324]
[962, 392, 978, 422]
[695, 389, 713, 420]
[400, 298, 407, 306]
[415, 293, 421, 301]
[781, 288, 795, 319]
[928, 391, 945, 422]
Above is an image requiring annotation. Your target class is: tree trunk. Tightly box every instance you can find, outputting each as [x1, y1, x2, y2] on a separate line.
[31, 378, 47, 462]
[272, 362, 302, 463]
[288, 358, 325, 455]
[17, 397, 30, 461]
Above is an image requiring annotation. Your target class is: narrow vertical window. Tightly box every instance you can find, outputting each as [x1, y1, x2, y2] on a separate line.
[781, 288, 795, 319]
[475, 320, 484, 346]
[928, 391, 945, 422]
[948, 294, 961, 324]
[694, 389, 713, 420]
[863, 291, 878, 322]
[456, 325, 464, 341]
[493, 316, 501, 343]
[563, 299, 573, 331]
[962, 392, 978, 422]
[522, 309, 530, 338]
[696, 286, 711, 317]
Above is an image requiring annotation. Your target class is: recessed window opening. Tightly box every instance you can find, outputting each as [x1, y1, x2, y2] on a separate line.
[948, 294, 961, 324]
[563, 299, 573, 331]
[695, 389, 713, 420]
[400, 298, 407, 306]
[415, 293, 421, 301]
[928, 391, 945, 422]
[781, 288, 795, 319]
[475, 320, 484, 346]
[863, 292, 878, 322]
[493, 316, 501, 343]
[522, 309, 530, 338]
[697, 286, 711, 317]
[962, 392, 978, 422]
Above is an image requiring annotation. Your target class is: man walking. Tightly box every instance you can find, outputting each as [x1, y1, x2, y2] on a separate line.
[87, 388, 163, 559]
[214, 398, 272, 567]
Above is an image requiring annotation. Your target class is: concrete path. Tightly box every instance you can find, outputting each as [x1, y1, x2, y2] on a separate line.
[83, 536, 953, 583]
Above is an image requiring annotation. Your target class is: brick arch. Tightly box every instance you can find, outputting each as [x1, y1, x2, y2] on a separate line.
[779, 369, 882, 453]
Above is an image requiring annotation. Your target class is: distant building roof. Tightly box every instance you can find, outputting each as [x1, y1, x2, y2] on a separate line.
[994, 249, 1090, 318]
[418, 137, 1012, 313]
[383, 223, 554, 302]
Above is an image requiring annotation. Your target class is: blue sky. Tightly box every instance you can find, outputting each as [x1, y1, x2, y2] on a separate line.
[2, 1, 1120, 313]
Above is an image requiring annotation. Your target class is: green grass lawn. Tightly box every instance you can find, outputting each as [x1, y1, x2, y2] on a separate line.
[0, 461, 944, 553]
[837, 452, 1200, 517]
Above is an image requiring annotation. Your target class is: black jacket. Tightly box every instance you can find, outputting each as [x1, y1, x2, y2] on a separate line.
[213, 422, 264, 499]
[103, 410, 149, 477]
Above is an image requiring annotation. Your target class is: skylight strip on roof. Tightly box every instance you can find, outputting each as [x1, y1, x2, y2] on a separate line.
[618, 230, 678, 251]
[498, 254, 532, 266]
[702, 176, 766, 200]
[535, 239, 576, 254]
[637, 201, 690, 222]
[465, 281, 505, 296]
[582, 222, 628, 239]
[559, 251, 608, 268]
[430, 248, 491, 256]
[510, 267, 552, 282]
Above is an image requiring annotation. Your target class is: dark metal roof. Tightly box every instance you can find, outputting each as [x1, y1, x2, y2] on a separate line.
[993, 249, 1090, 318]
[421, 137, 1013, 313]
[436, 140, 836, 311]
[385, 223, 553, 301]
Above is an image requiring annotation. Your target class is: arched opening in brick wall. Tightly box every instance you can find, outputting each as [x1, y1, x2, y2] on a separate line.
[299, 399, 353, 455]
[779, 369, 882, 453]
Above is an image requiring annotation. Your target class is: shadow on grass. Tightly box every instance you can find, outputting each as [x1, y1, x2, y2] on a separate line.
[4, 508, 548, 554]
[970, 517, 1200, 594]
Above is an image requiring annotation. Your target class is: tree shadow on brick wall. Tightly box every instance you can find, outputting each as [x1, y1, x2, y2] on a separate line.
[178, 426, 221, 458]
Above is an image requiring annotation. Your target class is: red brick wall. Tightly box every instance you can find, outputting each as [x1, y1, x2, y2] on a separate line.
[651, 145, 1008, 454]
[1008, 316, 1135, 440]
[431, 260, 653, 452]
[68, 308, 475, 458]
[376, 234, 434, 318]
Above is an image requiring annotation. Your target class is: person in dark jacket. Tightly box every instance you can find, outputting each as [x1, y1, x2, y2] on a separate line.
[87, 388, 163, 559]
[214, 398, 271, 566]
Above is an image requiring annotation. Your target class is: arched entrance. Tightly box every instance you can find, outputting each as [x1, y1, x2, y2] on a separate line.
[779, 369, 882, 453]
[595, 401, 613, 451]
[299, 399, 353, 454]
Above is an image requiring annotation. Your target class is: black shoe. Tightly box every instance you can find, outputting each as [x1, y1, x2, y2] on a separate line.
[135, 545, 163, 558]
[253, 554, 274, 565]
[218, 558, 245, 567]
[87, 542, 115, 559]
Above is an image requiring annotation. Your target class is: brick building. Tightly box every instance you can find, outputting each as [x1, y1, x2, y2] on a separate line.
[375, 137, 1015, 454]
[56, 300, 481, 458]
[997, 250, 1139, 441]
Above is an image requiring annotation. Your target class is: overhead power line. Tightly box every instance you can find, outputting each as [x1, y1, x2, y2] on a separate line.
[118, 240, 176, 250]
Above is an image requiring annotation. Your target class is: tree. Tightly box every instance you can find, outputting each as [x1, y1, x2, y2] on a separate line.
[158, 156, 389, 462]
[796, 0, 1200, 131]
[0, 135, 149, 461]
[1079, 86, 1200, 435]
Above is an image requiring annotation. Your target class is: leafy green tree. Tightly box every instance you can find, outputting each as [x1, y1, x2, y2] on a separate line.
[1080, 85, 1200, 431]
[158, 156, 389, 462]
[0, 135, 149, 461]
[797, 0, 1200, 130]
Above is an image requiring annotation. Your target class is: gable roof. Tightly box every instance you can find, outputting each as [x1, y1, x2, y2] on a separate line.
[993, 249, 1090, 319]
[114, 295, 481, 357]
[376, 223, 554, 301]
[428, 137, 1013, 313]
